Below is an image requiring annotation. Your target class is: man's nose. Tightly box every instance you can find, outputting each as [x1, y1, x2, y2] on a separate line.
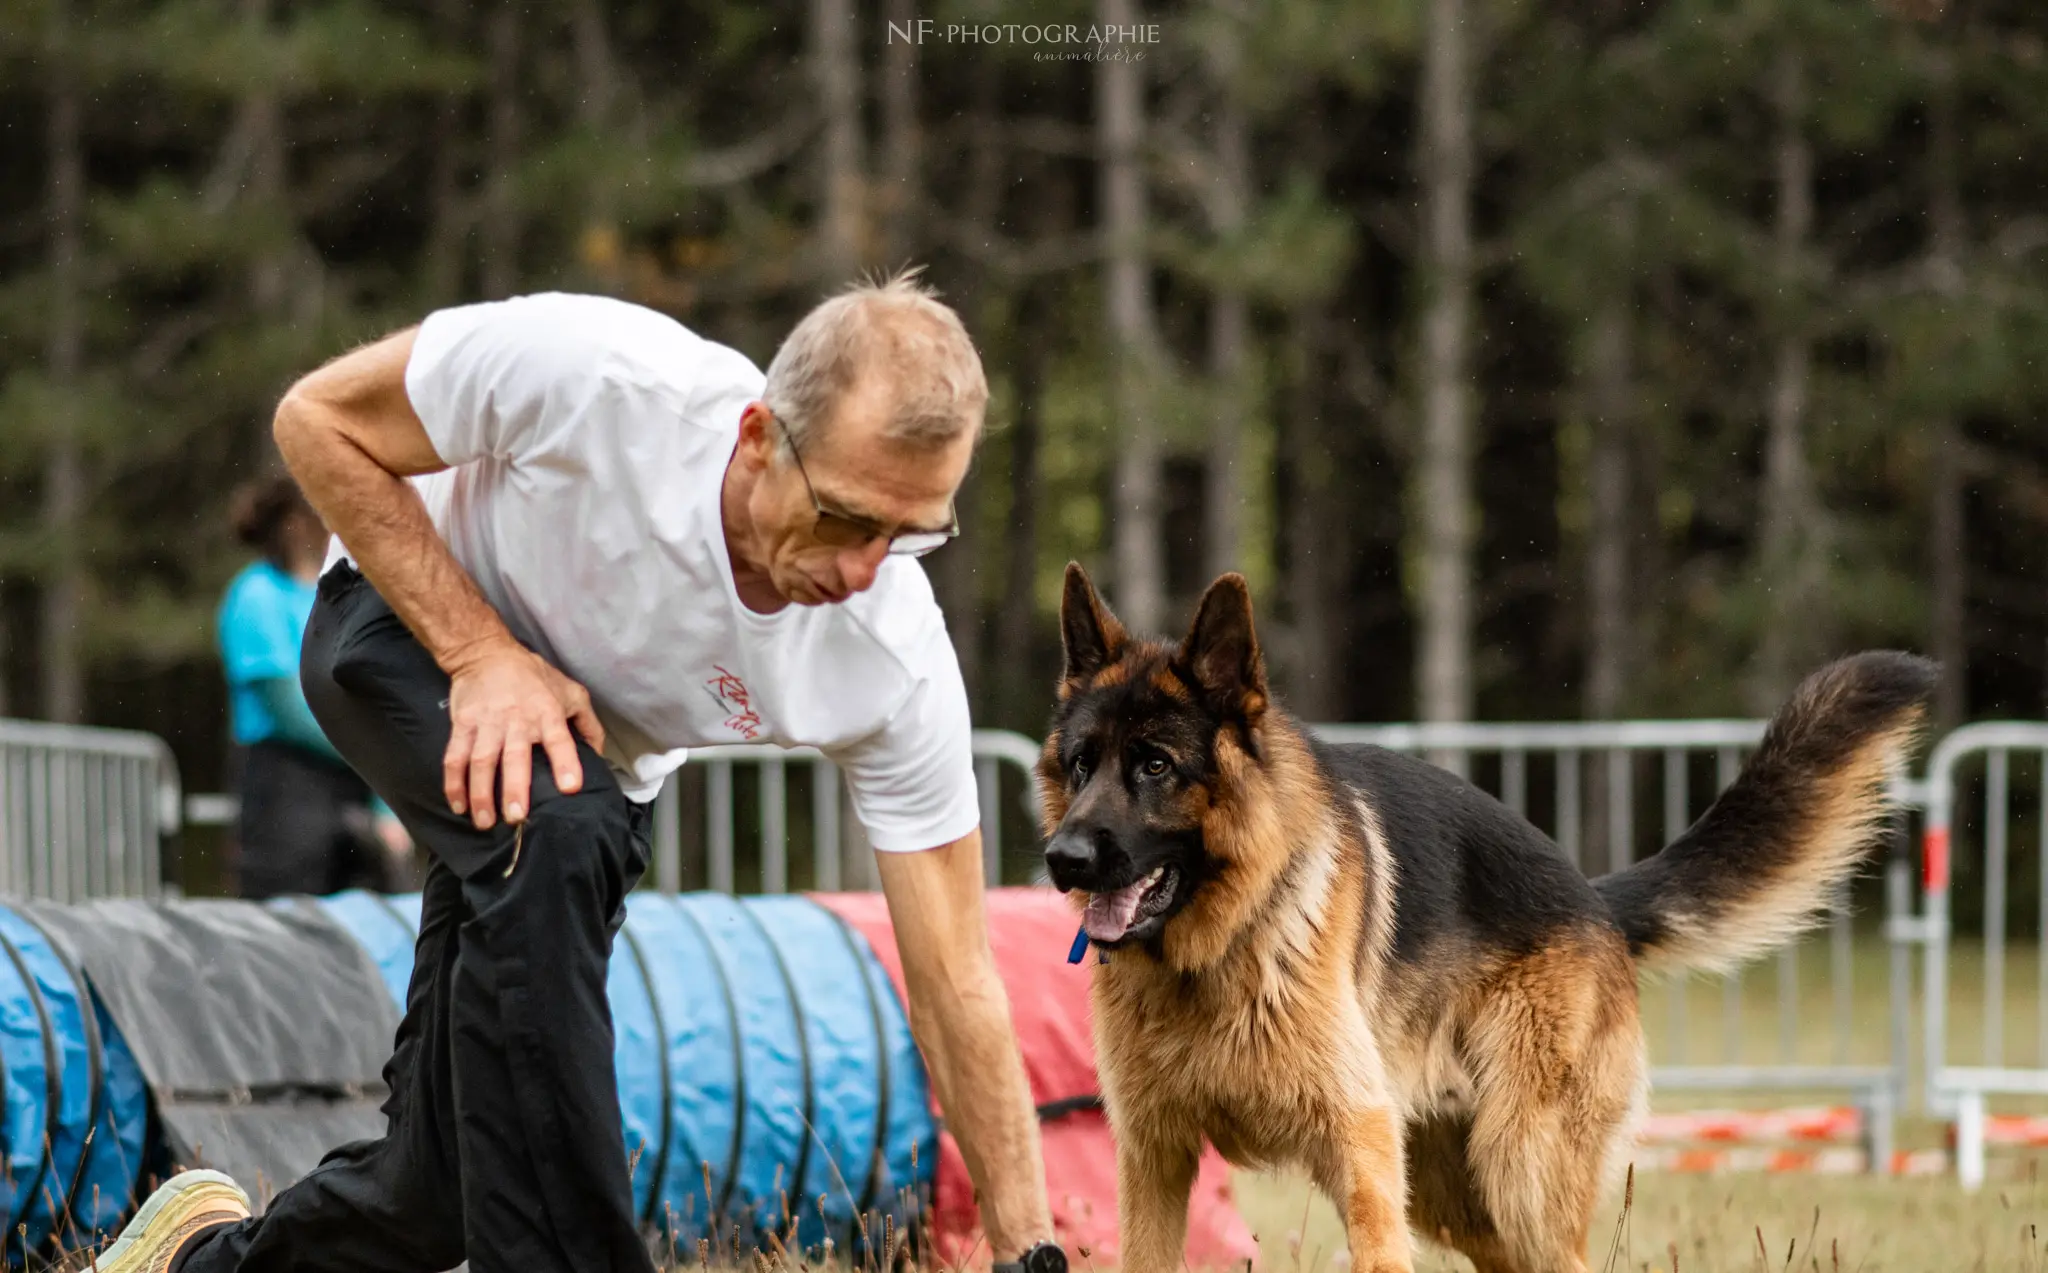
[840, 539, 890, 593]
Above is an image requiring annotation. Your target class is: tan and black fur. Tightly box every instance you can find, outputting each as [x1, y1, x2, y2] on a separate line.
[1037, 565, 1936, 1273]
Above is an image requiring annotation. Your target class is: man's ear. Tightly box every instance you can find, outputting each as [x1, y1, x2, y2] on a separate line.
[1176, 572, 1268, 721]
[735, 401, 777, 471]
[1059, 562, 1127, 688]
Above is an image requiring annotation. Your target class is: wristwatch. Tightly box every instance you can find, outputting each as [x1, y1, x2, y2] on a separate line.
[992, 1241, 1068, 1273]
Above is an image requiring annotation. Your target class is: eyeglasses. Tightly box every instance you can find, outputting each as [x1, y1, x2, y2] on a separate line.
[778, 417, 959, 557]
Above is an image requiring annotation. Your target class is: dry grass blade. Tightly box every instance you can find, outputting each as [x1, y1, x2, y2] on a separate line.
[1602, 1164, 1635, 1273]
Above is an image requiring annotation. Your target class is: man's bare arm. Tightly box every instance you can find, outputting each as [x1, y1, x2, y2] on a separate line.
[272, 328, 603, 826]
[273, 330, 500, 665]
[875, 831, 1054, 1260]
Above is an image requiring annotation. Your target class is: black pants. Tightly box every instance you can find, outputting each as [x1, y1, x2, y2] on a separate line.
[232, 741, 388, 900]
[178, 564, 654, 1273]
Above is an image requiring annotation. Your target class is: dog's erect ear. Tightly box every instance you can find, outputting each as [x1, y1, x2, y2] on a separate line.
[1059, 562, 1127, 685]
[1178, 573, 1268, 718]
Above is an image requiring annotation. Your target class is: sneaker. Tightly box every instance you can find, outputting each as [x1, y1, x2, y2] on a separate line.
[91, 1169, 251, 1273]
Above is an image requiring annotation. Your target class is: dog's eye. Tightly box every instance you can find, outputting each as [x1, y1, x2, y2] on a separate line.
[1072, 755, 1091, 784]
[1141, 756, 1171, 778]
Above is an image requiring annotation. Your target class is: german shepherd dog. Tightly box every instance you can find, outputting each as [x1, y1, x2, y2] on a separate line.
[1037, 565, 1935, 1273]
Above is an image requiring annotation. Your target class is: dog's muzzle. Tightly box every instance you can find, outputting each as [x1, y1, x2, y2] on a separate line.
[1044, 826, 1106, 892]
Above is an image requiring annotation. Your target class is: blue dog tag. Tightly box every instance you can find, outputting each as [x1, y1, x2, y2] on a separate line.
[1067, 926, 1090, 964]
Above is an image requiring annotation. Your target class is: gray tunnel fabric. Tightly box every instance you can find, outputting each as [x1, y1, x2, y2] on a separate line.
[17, 897, 398, 1190]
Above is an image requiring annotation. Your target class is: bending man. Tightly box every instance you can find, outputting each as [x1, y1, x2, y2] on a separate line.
[100, 275, 1061, 1273]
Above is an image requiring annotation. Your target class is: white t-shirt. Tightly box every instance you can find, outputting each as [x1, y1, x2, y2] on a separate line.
[323, 291, 981, 853]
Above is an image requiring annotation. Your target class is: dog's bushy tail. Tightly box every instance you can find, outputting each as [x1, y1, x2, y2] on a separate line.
[1595, 651, 1937, 975]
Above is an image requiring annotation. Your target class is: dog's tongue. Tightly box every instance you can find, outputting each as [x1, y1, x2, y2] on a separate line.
[1083, 882, 1148, 942]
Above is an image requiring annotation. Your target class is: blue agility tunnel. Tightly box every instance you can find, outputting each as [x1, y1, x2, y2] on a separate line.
[312, 890, 937, 1253]
[0, 905, 149, 1257]
[0, 891, 933, 1263]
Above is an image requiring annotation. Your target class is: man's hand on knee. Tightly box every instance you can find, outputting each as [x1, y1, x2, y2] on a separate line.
[442, 638, 606, 829]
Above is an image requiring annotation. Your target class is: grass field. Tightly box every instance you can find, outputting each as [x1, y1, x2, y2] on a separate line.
[139, 897, 2044, 1270]
[1234, 1168, 2048, 1272]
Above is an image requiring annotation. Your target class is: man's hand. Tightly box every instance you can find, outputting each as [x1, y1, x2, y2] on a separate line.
[876, 832, 1054, 1261]
[443, 638, 606, 828]
[373, 813, 412, 858]
[372, 814, 415, 890]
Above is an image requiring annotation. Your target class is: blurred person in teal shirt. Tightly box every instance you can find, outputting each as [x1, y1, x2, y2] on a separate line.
[218, 474, 411, 897]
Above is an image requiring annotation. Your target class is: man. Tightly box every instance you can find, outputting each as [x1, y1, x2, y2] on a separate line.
[99, 276, 1064, 1273]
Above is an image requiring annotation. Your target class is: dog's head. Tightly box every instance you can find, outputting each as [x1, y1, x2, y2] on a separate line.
[1037, 563, 1277, 953]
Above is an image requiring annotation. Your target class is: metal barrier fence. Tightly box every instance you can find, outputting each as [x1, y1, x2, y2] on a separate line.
[52, 711, 2048, 1184]
[1916, 722, 2048, 1187]
[1312, 720, 1906, 1168]
[0, 719, 178, 901]
[642, 730, 1044, 892]
[174, 729, 1051, 892]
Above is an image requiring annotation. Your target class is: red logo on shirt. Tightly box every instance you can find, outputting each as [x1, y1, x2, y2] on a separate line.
[705, 666, 763, 740]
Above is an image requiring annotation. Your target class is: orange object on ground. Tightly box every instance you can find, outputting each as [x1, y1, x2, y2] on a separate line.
[814, 888, 1256, 1270]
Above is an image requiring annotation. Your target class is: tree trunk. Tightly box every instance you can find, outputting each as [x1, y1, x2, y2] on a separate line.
[425, 0, 467, 304]
[928, 58, 1007, 712]
[1927, 42, 1967, 729]
[1204, 73, 1249, 582]
[1415, 0, 1477, 726]
[1283, 308, 1339, 719]
[1929, 430, 1964, 722]
[244, 0, 287, 321]
[1206, 290, 1249, 583]
[880, 0, 920, 264]
[997, 290, 1048, 731]
[1751, 47, 1821, 712]
[572, 0, 616, 140]
[962, 66, 1002, 250]
[812, 0, 863, 282]
[1581, 194, 1636, 867]
[41, 0, 85, 725]
[0, 589, 10, 716]
[572, 0, 618, 285]
[1584, 196, 1635, 721]
[482, 6, 521, 298]
[1099, 0, 1165, 637]
[938, 469, 983, 707]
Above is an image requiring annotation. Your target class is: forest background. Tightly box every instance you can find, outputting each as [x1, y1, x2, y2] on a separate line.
[0, 0, 2042, 824]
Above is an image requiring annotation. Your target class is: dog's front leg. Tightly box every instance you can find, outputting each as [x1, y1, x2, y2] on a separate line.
[1115, 1130, 1199, 1273]
[1327, 1105, 1414, 1273]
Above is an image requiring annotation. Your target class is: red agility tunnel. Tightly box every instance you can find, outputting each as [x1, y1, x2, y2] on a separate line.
[816, 887, 1255, 1269]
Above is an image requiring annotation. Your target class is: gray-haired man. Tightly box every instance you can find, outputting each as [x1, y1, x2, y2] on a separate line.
[98, 277, 1061, 1273]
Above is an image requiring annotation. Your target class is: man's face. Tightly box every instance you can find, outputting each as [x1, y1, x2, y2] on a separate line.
[739, 383, 971, 606]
